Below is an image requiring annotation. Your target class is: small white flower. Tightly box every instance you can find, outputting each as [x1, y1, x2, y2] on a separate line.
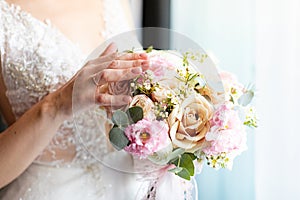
[144, 82, 151, 90]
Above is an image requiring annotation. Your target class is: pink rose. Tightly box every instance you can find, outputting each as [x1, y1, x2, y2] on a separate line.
[203, 103, 247, 155]
[148, 55, 174, 81]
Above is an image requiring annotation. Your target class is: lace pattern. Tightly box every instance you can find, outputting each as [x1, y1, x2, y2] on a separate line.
[0, 0, 131, 168]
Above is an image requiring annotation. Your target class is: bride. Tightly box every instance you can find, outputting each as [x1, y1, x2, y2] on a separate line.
[0, 0, 198, 199]
[0, 0, 154, 199]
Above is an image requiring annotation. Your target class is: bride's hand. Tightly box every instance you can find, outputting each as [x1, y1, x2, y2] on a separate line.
[51, 43, 149, 120]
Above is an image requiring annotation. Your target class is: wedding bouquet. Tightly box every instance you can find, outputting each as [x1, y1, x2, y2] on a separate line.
[107, 46, 257, 181]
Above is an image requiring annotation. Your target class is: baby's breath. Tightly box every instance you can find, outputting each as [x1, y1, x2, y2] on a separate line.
[244, 107, 258, 128]
[205, 153, 231, 169]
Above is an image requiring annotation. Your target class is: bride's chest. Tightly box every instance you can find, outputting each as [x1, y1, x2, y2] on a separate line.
[0, 3, 85, 118]
[2, 16, 83, 93]
[7, 0, 106, 54]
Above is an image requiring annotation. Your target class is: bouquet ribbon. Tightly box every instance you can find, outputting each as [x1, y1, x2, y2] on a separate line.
[135, 164, 198, 200]
[101, 151, 198, 200]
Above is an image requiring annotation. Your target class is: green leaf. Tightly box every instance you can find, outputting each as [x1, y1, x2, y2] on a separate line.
[168, 166, 183, 174]
[125, 50, 134, 53]
[175, 76, 185, 83]
[109, 127, 129, 150]
[112, 110, 129, 126]
[176, 168, 191, 180]
[124, 47, 135, 53]
[182, 54, 189, 66]
[185, 153, 197, 160]
[127, 106, 143, 123]
[238, 90, 254, 106]
[145, 45, 153, 53]
[170, 157, 179, 166]
[167, 151, 195, 180]
[188, 73, 199, 82]
[180, 154, 195, 176]
[168, 148, 185, 163]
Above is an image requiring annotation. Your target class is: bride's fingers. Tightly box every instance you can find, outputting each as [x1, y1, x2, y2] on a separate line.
[93, 67, 142, 85]
[89, 52, 148, 67]
[96, 93, 132, 106]
[107, 60, 149, 70]
[100, 43, 118, 56]
[117, 52, 148, 60]
[87, 52, 117, 65]
[85, 59, 149, 76]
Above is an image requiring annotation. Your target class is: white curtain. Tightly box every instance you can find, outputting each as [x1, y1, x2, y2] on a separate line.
[129, 0, 143, 28]
[171, 0, 300, 199]
[171, 0, 255, 199]
[255, 0, 300, 199]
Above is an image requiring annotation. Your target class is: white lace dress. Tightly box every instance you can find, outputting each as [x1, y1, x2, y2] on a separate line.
[0, 0, 142, 199]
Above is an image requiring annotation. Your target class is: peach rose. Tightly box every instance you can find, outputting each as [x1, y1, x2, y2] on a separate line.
[168, 94, 213, 152]
[129, 94, 155, 120]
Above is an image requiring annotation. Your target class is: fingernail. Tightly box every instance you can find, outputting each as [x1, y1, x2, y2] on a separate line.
[139, 53, 147, 58]
[132, 67, 142, 74]
[122, 96, 132, 103]
[142, 61, 149, 66]
[142, 61, 149, 70]
[110, 42, 118, 52]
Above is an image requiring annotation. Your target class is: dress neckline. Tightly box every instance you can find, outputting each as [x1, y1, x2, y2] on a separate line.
[1, 0, 95, 57]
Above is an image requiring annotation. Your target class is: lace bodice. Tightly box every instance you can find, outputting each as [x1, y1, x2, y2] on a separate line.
[0, 0, 131, 168]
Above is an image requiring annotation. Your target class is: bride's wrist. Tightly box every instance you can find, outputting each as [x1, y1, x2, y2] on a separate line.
[42, 89, 72, 122]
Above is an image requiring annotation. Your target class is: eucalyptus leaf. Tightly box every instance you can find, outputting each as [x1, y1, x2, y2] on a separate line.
[238, 90, 254, 106]
[180, 154, 195, 176]
[167, 148, 185, 163]
[148, 144, 173, 165]
[127, 106, 143, 123]
[109, 127, 129, 151]
[112, 110, 129, 126]
[185, 153, 197, 160]
[170, 157, 179, 166]
[176, 168, 191, 180]
[168, 166, 183, 174]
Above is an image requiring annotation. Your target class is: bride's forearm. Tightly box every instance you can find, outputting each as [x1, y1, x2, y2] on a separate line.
[0, 91, 69, 188]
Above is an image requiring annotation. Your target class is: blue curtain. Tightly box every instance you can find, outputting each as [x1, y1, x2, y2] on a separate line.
[171, 0, 255, 199]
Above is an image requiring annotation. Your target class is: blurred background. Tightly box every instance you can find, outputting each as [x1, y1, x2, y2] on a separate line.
[1, 0, 299, 199]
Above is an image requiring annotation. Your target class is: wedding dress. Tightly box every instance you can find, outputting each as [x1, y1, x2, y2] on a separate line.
[0, 1, 196, 199]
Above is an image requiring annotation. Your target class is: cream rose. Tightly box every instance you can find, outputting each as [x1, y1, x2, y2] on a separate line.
[151, 70, 180, 102]
[129, 94, 155, 120]
[151, 86, 170, 102]
[168, 94, 213, 152]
